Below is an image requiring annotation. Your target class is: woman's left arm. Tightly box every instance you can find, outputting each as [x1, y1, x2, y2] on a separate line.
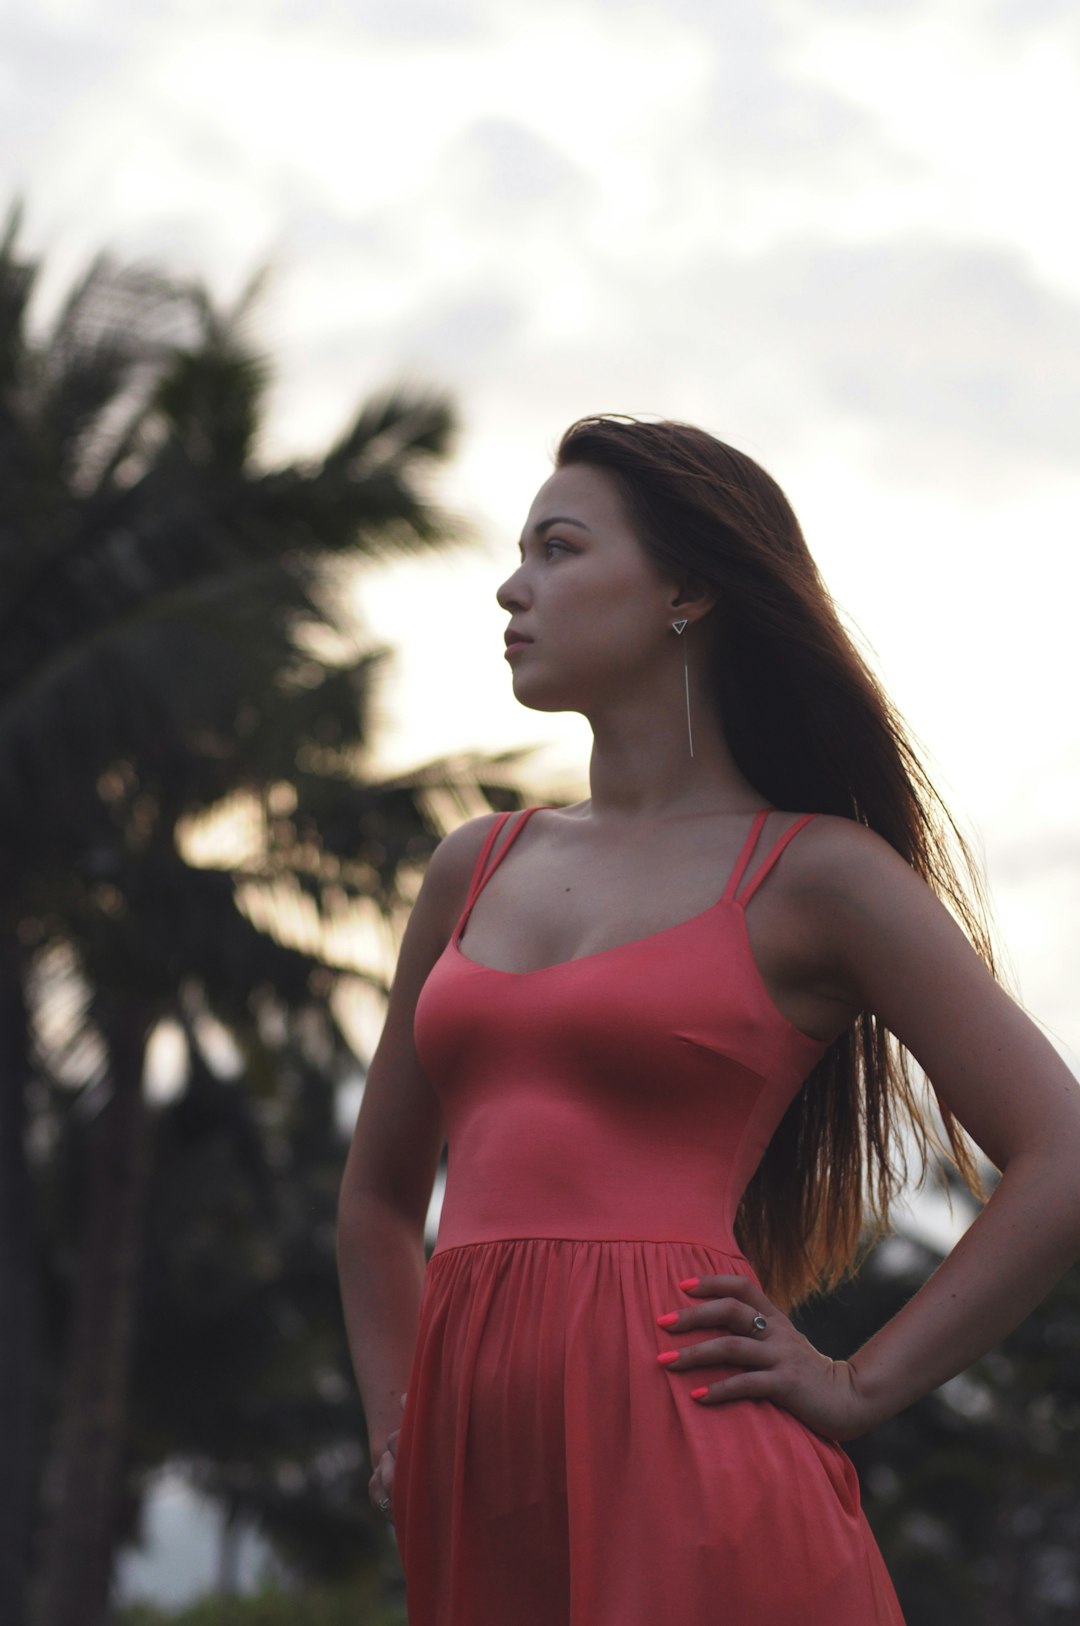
[662, 818, 1080, 1440]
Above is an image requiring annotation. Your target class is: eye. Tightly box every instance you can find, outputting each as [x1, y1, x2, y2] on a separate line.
[516, 537, 575, 565]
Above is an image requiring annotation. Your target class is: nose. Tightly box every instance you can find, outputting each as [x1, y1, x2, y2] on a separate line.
[496, 562, 529, 612]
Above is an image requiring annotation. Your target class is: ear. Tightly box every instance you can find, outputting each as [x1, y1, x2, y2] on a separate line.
[668, 579, 716, 627]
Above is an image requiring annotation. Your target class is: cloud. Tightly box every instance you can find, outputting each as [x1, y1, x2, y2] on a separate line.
[989, 0, 1080, 33]
[434, 118, 595, 217]
[354, 224, 1080, 494]
[332, 0, 491, 40]
[694, 59, 916, 190]
[0, 10, 127, 181]
[263, 209, 1080, 499]
[758, 235, 1080, 478]
[392, 290, 527, 378]
[7, 0, 1077, 499]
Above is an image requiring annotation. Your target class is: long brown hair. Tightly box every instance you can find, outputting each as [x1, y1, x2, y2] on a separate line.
[556, 413, 1004, 1310]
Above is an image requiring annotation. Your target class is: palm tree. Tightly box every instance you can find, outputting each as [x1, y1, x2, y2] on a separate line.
[0, 202, 532, 1626]
[126, 1001, 390, 1588]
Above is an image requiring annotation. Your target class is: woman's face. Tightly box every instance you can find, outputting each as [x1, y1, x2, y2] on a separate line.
[496, 463, 680, 715]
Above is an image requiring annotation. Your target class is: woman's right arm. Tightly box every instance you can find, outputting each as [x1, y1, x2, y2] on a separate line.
[335, 813, 500, 1470]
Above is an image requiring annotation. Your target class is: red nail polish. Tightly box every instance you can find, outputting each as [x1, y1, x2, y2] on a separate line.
[655, 1312, 679, 1327]
[656, 1350, 680, 1366]
[679, 1277, 700, 1291]
[690, 1386, 710, 1399]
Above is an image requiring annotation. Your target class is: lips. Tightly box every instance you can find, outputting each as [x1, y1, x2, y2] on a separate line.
[504, 629, 534, 647]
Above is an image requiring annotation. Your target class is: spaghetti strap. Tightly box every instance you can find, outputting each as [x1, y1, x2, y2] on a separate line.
[720, 808, 773, 902]
[456, 805, 554, 941]
[462, 813, 515, 911]
[733, 812, 819, 908]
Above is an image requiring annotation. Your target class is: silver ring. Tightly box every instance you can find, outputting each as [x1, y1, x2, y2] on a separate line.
[751, 1313, 768, 1334]
[377, 1495, 391, 1513]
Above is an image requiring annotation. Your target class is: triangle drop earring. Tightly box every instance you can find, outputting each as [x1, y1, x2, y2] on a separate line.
[671, 619, 694, 759]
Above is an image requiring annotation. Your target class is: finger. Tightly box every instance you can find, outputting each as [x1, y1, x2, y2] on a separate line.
[659, 1333, 778, 1371]
[369, 1466, 395, 1517]
[680, 1274, 770, 1312]
[672, 1297, 775, 1338]
[691, 1369, 778, 1404]
[700, 1336, 779, 1368]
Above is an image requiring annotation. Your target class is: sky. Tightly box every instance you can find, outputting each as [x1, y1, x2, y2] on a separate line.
[7, 2, 1079, 1040]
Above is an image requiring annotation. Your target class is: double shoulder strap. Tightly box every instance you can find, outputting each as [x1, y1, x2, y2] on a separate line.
[457, 806, 554, 937]
[721, 808, 818, 907]
[461, 804, 818, 923]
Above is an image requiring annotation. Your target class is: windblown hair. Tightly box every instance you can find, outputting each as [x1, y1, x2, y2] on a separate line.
[556, 413, 1005, 1311]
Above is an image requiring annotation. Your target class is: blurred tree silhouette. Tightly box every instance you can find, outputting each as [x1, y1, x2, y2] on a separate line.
[116, 1581, 405, 1625]
[0, 201, 530, 1626]
[126, 1007, 384, 1581]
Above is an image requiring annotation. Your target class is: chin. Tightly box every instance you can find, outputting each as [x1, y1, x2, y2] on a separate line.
[509, 675, 579, 714]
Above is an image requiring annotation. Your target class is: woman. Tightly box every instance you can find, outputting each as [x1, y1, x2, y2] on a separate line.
[337, 415, 1080, 1624]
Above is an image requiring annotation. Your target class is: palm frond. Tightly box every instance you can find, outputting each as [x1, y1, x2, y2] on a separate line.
[320, 378, 457, 478]
[0, 199, 37, 400]
[37, 253, 192, 489]
[225, 262, 274, 337]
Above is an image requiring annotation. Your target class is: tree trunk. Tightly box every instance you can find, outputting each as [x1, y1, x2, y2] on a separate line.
[217, 1511, 241, 1595]
[0, 946, 36, 1626]
[986, 1411, 1028, 1626]
[32, 1006, 152, 1626]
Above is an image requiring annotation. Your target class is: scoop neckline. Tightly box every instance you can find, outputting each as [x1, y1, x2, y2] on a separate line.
[450, 899, 829, 1049]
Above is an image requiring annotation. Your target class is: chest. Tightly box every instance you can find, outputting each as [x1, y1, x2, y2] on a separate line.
[452, 829, 849, 1046]
[423, 904, 819, 1099]
[461, 835, 800, 968]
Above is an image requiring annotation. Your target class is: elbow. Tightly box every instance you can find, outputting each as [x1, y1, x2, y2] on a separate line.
[998, 1139, 1080, 1249]
[337, 1179, 428, 1247]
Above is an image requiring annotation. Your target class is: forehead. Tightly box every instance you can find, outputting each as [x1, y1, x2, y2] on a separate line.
[522, 463, 630, 534]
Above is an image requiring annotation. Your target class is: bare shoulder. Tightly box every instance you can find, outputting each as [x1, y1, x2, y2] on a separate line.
[339, 810, 507, 1216]
[783, 810, 1080, 1175]
[358, 812, 506, 1015]
[780, 810, 995, 1045]
[417, 811, 506, 937]
[780, 811, 921, 909]
[768, 812, 950, 1017]
[426, 809, 505, 877]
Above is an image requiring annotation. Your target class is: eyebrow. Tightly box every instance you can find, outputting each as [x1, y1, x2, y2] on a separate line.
[517, 516, 592, 555]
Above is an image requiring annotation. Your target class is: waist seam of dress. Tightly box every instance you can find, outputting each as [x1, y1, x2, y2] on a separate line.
[429, 1234, 753, 1259]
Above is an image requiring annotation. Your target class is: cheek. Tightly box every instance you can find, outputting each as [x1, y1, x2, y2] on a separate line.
[538, 565, 659, 661]
[588, 593, 657, 651]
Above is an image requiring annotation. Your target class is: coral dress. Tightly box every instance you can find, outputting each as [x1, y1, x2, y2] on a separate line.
[393, 805, 904, 1625]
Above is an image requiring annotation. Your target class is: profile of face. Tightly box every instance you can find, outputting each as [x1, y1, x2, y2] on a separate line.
[496, 464, 694, 717]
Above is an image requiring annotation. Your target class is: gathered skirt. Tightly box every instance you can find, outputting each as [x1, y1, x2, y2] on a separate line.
[391, 1235, 904, 1625]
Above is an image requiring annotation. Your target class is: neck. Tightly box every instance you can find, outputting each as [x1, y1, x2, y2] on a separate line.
[582, 697, 765, 822]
